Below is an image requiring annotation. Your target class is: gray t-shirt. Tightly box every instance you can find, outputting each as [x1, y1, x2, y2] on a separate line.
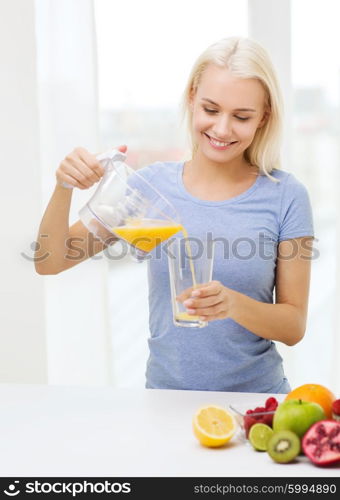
[134, 161, 314, 393]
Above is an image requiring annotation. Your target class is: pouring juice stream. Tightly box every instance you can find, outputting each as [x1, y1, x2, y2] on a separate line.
[176, 226, 200, 322]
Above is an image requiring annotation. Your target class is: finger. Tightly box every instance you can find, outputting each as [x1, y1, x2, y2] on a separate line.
[62, 162, 93, 188]
[58, 160, 90, 188]
[77, 148, 104, 180]
[177, 281, 220, 303]
[59, 172, 88, 190]
[176, 286, 194, 303]
[70, 152, 103, 182]
[63, 153, 96, 185]
[199, 312, 225, 322]
[191, 281, 222, 298]
[183, 294, 221, 309]
[69, 158, 100, 187]
[189, 301, 225, 317]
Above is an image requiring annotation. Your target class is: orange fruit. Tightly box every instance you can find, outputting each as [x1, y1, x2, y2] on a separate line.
[192, 405, 237, 447]
[284, 383, 336, 419]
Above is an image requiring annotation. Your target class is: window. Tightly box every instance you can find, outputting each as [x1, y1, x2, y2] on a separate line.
[291, 0, 340, 387]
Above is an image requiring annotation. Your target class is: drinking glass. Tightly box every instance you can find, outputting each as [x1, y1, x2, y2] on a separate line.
[167, 237, 215, 328]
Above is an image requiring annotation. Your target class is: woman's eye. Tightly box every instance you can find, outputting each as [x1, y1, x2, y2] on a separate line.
[203, 107, 217, 114]
[203, 108, 250, 121]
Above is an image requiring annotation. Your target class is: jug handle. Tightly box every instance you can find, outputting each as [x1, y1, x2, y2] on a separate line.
[60, 149, 127, 189]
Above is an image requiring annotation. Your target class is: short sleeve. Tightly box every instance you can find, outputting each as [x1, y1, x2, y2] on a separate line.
[279, 174, 314, 242]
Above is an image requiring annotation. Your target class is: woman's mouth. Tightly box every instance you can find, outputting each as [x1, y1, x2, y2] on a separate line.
[204, 133, 238, 150]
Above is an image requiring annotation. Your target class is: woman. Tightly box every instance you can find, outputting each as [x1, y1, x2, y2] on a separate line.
[35, 37, 314, 393]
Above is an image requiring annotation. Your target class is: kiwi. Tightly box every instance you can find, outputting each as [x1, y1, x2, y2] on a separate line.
[267, 430, 301, 463]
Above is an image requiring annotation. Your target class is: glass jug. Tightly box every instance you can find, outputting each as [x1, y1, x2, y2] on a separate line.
[77, 149, 183, 261]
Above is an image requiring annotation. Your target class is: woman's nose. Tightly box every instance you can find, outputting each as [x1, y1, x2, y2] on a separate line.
[213, 115, 232, 139]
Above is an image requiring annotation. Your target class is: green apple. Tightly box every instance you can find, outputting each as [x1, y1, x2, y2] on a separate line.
[273, 399, 325, 438]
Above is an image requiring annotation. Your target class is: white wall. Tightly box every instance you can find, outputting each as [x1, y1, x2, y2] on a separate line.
[0, 0, 47, 383]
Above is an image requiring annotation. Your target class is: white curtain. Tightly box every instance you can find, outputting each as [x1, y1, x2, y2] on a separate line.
[0, 0, 47, 383]
[35, 0, 112, 385]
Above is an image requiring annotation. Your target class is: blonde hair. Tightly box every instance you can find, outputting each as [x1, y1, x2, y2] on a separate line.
[181, 37, 284, 180]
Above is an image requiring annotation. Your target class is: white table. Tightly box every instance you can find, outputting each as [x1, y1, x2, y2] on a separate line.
[0, 384, 338, 477]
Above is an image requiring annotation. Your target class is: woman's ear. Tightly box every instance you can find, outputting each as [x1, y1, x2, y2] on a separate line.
[189, 87, 195, 110]
[258, 108, 270, 128]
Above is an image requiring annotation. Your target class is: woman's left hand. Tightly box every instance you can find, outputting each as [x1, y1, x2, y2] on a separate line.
[176, 280, 236, 321]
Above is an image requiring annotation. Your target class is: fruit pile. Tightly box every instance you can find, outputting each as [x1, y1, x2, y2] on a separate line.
[245, 384, 340, 466]
[192, 383, 340, 468]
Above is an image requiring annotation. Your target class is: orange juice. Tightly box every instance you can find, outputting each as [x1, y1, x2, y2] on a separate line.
[111, 218, 183, 253]
[175, 311, 201, 322]
[182, 227, 197, 288]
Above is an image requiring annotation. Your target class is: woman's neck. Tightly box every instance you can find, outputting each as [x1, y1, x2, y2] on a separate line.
[182, 152, 259, 202]
[186, 151, 258, 184]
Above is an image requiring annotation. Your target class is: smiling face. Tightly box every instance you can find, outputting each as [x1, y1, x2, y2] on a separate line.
[189, 64, 269, 166]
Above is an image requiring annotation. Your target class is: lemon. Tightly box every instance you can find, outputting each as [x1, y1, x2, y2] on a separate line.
[248, 423, 274, 451]
[193, 405, 237, 447]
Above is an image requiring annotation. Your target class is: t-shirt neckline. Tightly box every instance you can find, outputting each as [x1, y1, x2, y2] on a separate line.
[177, 161, 262, 206]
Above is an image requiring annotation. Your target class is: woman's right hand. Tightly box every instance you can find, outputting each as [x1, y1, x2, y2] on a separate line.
[56, 144, 128, 190]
